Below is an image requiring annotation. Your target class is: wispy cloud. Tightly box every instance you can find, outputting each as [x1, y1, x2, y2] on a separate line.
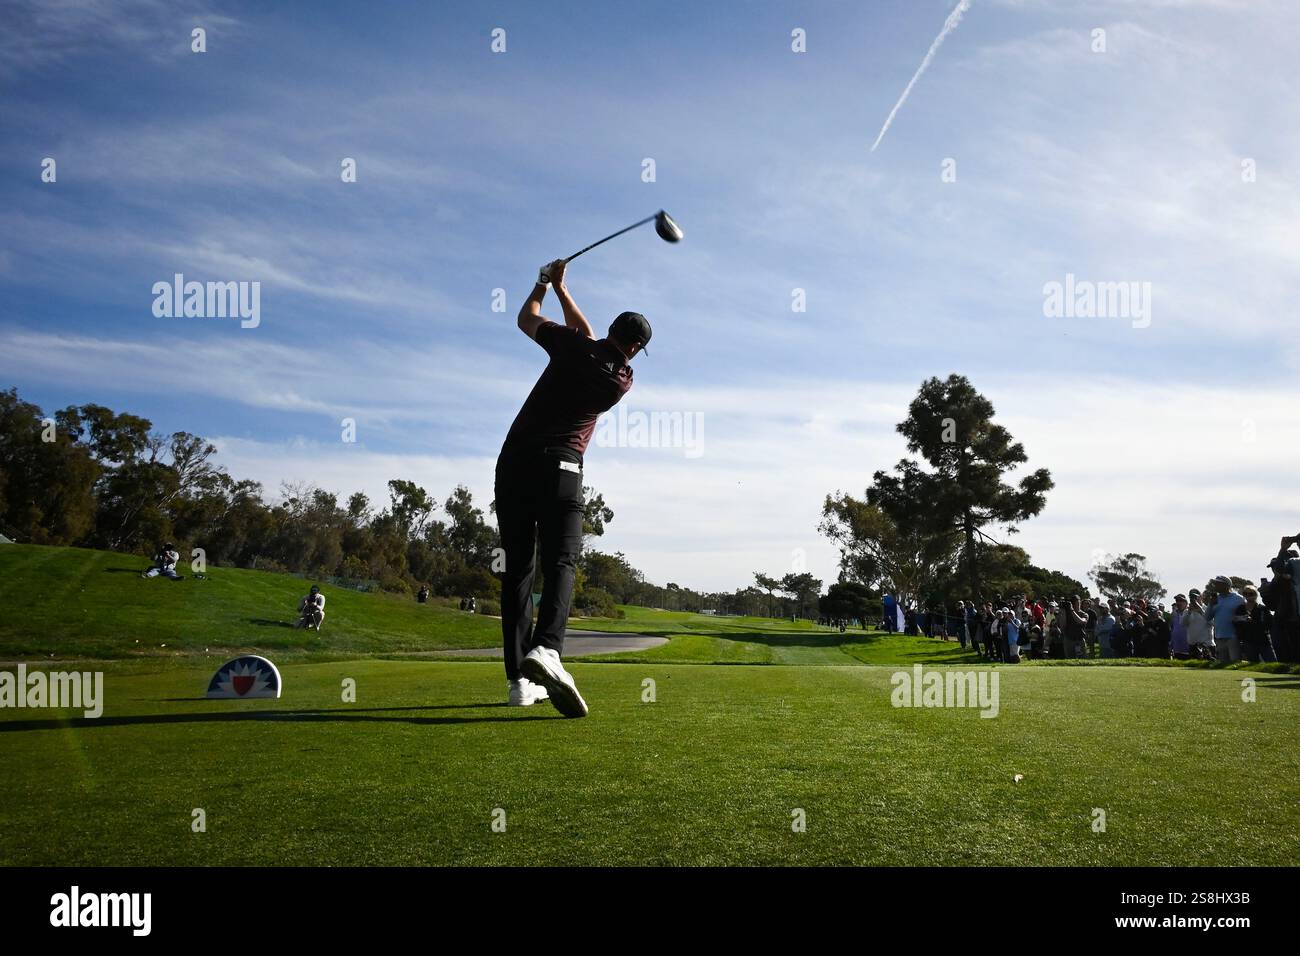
[0, 0, 240, 76]
[0, 329, 526, 434]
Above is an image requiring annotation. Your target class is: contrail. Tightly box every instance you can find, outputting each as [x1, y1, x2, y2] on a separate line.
[870, 0, 972, 152]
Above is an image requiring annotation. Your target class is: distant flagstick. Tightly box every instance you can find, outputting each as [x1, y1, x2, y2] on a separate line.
[870, 0, 973, 152]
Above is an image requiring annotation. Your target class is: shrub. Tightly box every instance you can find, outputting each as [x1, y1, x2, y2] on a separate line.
[574, 586, 620, 618]
[380, 575, 411, 596]
[339, 555, 368, 582]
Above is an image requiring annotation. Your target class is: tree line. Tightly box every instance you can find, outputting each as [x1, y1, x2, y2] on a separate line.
[0, 387, 571, 605]
[0, 386, 827, 618]
[2, 379, 1158, 620]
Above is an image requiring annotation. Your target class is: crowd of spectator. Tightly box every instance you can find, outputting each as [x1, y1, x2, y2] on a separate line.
[896, 536, 1300, 665]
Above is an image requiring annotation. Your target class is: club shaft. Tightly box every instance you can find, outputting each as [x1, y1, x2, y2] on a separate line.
[564, 214, 657, 263]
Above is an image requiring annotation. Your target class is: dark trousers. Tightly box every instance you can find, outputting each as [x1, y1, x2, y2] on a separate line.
[1241, 639, 1276, 664]
[495, 450, 585, 681]
[1271, 620, 1300, 663]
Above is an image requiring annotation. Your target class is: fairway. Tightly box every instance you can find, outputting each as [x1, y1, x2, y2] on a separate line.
[2, 659, 1296, 866]
[3, 546, 1297, 867]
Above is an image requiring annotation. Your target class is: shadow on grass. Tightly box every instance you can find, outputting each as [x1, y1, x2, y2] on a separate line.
[681, 625, 859, 650]
[720, 631, 849, 649]
[102, 567, 187, 581]
[249, 618, 295, 629]
[157, 700, 508, 709]
[837, 631, 986, 665]
[599, 623, 989, 665]
[0, 703, 559, 732]
[1255, 676, 1300, 690]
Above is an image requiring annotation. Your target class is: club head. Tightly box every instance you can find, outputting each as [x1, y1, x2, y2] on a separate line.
[654, 210, 683, 243]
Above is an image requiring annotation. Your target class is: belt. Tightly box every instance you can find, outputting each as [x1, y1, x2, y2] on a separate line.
[538, 446, 582, 473]
[498, 447, 583, 472]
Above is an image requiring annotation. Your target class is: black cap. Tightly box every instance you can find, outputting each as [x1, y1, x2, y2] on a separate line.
[609, 311, 652, 354]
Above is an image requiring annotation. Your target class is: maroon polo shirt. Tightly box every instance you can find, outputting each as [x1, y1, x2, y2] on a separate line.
[500, 320, 633, 460]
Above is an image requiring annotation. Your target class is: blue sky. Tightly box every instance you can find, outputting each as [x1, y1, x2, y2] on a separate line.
[3, 0, 1298, 594]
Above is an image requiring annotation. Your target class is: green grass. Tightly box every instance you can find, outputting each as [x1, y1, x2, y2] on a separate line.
[0, 545, 982, 666]
[0, 545, 869, 664]
[1, 660, 1296, 865]
[3, 544, 1298, 866]
[0, 544, 502, 660]
[571, 605, 984, 665]
[4, 545, 1293, 674]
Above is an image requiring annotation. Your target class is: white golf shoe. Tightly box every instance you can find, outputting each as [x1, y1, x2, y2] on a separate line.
[520, 646, 588, 718]
[507, 678, 549, 707]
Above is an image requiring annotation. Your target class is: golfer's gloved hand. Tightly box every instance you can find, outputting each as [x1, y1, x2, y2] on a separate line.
[537, 259, 566, 288]
[546, 259, 566, 287]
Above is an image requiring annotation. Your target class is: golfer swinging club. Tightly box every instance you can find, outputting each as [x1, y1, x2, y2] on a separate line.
[496, 257, 651, 717]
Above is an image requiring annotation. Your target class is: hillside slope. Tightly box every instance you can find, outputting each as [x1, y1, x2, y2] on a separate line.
[0, 544, 500, 660]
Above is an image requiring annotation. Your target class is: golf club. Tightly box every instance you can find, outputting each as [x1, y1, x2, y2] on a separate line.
[564, 209, 683, 263]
